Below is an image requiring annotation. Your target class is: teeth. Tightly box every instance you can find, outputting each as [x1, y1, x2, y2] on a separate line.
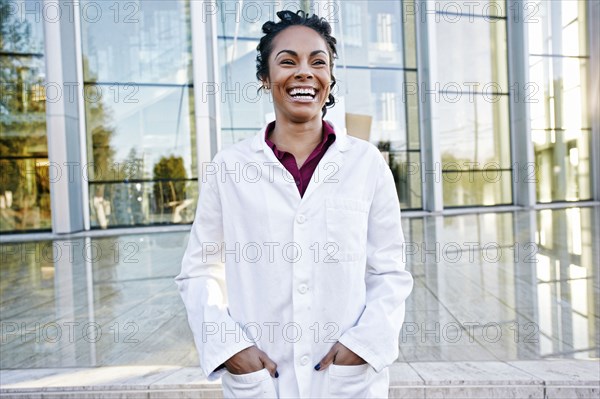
[289, 87, 316, 96]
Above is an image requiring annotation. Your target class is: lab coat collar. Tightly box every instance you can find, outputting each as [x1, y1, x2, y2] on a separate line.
[250, 118, 351, 204]
[250, 119, 351, 153]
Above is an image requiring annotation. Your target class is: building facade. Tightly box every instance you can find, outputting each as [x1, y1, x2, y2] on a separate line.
[1, 0, 598, 234]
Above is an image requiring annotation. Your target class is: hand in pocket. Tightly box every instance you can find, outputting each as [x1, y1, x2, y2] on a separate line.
[315, 341, 367, 370]
[225, 345, 279, 378]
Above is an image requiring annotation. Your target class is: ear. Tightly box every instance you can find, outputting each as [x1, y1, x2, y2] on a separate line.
[260, 78, 271, 90]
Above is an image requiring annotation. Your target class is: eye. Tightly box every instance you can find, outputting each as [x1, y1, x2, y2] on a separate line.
[313, 60, 327, 65]
[281, 60, 294, 65]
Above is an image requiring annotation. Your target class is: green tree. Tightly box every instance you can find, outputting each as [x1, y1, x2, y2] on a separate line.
[152, 156, 187, 214]
[0, 3, 49, 230]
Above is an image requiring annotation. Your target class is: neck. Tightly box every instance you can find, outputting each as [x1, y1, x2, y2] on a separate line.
[270, 117, 324, 153]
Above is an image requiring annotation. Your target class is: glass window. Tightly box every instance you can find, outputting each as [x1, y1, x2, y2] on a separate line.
[431, 10, 512, 207]
[216, 0, 285, 39]
[0, 0, 51, 232]
[438, 95, 511, 169]
[84, 85, 197, 181]
[442, 170, 513, 207]
[389, 151, 422, 210]
[89, 180, 199, 227]
[435, 17, 508, 92]
[527, 0, 592, 203]
[338, 1, 404, 68]
[405, 71, 420, 150]
[0, 0, 45, 54]
[529, 56, 589, 131]
[81, 1, 192, 84]
[338, 68, 407, 146]
[528, 0, 588, 57]
[218, 39, 273, 131]
[534, 130, 591, 203]
[81, 0, 198, 228]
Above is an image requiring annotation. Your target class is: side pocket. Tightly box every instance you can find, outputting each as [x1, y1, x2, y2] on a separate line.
[221, 368, 277, 398]
[327, 363, 372, 398]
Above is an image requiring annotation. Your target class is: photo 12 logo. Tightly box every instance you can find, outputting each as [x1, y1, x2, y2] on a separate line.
[3, 1, 141, 24]
[1, 321, 139, 345]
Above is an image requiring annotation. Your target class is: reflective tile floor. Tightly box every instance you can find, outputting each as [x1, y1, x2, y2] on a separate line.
[1, 206, 598, 369]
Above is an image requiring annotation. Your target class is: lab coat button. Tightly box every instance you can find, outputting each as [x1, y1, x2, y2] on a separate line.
[298, 284, 308, 294]
[300, 355, 309, 365]
[296, 214, 306, 224]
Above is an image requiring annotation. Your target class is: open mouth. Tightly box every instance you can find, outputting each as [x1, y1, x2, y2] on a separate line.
[287, 87, 317, 101]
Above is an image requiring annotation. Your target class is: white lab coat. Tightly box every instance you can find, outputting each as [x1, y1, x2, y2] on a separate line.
[174, 120, 414, 398]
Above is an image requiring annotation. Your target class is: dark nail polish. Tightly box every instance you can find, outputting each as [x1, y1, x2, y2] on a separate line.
[275, 371, 279, 378]
[314, 364, 321, 370]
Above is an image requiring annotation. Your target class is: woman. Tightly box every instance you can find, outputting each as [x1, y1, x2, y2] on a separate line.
[175, 10, 413, 398]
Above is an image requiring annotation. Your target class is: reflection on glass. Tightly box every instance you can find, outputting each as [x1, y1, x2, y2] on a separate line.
[401, 207, 598, 362]
[89, 180, 198, 228]
[388, 151, 422, 210]
[0, 0, 45, 53]
[338, 68, 408, 145]
[1, 208, 597, 367]
[216, 0, 302, 38]
[528, 0, 588, 57]
[81, 0, 197, 228]
[434, 212, 514, 259]
[535, 207, 597, 358]
[529, 57, 589, 131]
[81, 0, 193, 84]
[84, 85, 198, 228]
[527, 1, 591, 203]
[442, 170, 512, 207]
[435, 17, 508, 92]
[218, 39, 274, 132]
[84, 85, 197, 180]
[0, 0, 51, 232]
[439, 95, 511, 168]
[405, 71, 420, 151]
[534, 130, 590, 203]
[432, 11, 511, 207]
[339, 1, 404, 67]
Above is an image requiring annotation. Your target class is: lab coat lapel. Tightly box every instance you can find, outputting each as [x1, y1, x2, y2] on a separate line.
[250, 119, 351, 204]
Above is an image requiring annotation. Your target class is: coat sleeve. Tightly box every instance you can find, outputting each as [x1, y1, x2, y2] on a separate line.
[337, 153, 414, 373]
[174, 161, 256, 380]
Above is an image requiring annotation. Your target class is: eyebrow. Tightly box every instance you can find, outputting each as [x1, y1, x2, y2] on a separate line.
[275, 49, 328, 58]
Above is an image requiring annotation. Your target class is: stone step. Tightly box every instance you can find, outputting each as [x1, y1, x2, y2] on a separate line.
[1, 360, 598, 398]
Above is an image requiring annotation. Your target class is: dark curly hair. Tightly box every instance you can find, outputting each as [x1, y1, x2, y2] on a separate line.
[256, 10, 338, 119]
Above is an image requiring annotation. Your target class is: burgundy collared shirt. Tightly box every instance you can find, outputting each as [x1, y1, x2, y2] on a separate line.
[265, 120, 336, 197]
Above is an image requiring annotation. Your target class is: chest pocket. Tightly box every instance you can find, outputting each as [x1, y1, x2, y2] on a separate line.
[325, 197, 370, 263]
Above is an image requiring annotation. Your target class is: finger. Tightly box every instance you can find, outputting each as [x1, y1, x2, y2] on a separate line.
[314, 343, 340, 371]
[259, 352, 279, 378]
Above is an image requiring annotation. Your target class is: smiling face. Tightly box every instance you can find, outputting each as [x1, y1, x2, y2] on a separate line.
[262, 25, 332, 123]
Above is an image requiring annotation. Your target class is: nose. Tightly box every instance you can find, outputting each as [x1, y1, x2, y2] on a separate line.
[294, 62, 313, 80]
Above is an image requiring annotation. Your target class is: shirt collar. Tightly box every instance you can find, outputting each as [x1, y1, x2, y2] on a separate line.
[252, 119, 350, 153]
[264, 120, 336, 154]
